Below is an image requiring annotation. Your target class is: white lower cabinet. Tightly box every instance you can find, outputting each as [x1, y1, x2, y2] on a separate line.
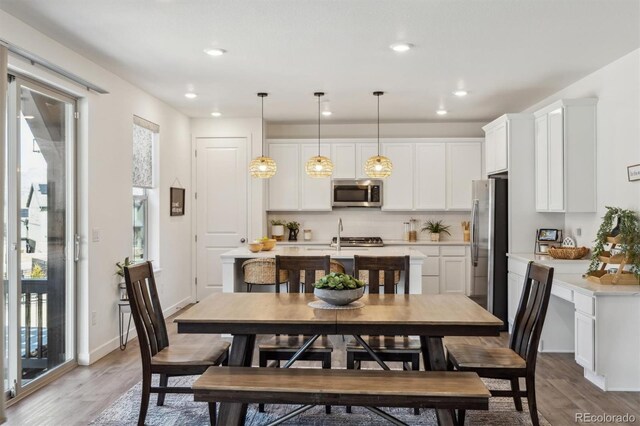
[413, 245, 469, 295]
[439, 256, 467, 294]
[507, 272, 524, 330]
[574, 311, 595, 370]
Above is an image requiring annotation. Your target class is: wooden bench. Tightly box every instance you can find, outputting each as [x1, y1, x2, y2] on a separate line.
[193, 366, 490, 424]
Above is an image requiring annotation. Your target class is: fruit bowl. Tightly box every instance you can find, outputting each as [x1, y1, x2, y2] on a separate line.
[261, 239, 277, 251]
[314, 287, 365, 306]
[248, 242, 264, 253]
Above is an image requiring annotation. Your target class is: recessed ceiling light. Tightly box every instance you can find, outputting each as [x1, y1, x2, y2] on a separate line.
[185, 92, 197, 99]
[204, 48, 226, 57]
[390, 42, 414, 52]
[453, 90, 468, 97]
[322, 111, 332, 117]
[211, 112, 222, 117]
[436, 109, 448, 115]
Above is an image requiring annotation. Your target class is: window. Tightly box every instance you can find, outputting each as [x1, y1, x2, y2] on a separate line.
[132, 116, 159, 261]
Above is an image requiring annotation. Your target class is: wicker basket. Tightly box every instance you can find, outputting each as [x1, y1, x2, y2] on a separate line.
[547, 247, 589, 260]
[242, 258, 288, 285]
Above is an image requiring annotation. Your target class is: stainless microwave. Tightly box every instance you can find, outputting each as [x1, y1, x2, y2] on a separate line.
[332, 179, 383, 208]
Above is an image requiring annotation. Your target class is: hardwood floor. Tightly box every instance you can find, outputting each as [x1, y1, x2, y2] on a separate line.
[6, 308, 640, 425]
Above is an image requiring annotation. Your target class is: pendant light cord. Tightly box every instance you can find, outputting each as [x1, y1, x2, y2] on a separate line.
[317, 93, 321, 156]
[261, 95, 265, 157]
[377, 94, 380, 156]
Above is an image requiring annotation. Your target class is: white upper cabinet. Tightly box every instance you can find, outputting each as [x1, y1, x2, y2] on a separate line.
[355, 143, 379, 179]
[483, 119, 508, 174]
[381, 142, 414, 210]
[331, 143, 357, 179]
[446, 143, 483, 210]
[267, 143, 300, 211]
[415, 143, 446, 210]
[300, 143, 332, 211]
[534, 99, 597, 213]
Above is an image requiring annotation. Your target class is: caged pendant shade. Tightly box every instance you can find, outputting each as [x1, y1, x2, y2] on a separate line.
[249, 92, 277, 178]
[305, 92, 334, 178]
[365, 91, 393, 178]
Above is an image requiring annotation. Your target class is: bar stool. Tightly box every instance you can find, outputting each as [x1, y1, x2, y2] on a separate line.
[241, 258, 288, 292]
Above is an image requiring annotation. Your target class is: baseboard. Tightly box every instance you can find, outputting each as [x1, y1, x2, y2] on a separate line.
[79, 296, 192, 366]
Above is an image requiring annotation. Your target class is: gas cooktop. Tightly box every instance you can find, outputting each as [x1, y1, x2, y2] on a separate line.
[330, 236, 384, 247]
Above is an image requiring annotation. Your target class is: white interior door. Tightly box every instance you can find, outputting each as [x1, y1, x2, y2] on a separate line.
[196, 137, 247, 300]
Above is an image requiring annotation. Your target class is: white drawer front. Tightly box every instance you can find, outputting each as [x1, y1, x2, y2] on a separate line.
[414, 246, 440, 256]
[574, 292, 595, 316]
[440, 246, 466, 256]
[551, 283, 573, 303]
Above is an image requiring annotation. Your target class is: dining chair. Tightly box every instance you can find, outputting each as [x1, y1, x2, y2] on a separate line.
[446, 261, 554, 426]
[346, 255, 420, 414]
[124, 261, 230, 426]
[258, 255, 334, 413]
[242, 258, 289, 292]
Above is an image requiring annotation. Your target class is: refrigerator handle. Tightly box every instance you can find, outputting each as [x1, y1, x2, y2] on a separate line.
[471, 199, 480, 267]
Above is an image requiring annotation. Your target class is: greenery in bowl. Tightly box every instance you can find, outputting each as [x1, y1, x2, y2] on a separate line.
[421, 220, 452, 235]
[270, 219, 287, 226]
[313, 272, 365, 290]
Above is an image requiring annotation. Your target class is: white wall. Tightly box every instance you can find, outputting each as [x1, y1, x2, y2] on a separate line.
[0, 10, 193, 364]
[267, 121, 484, 139]
[268, 210, 470, 243]
[522, 49, 640, 246]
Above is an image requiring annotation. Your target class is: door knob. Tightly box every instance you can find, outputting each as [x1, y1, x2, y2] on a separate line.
[240, 238, 246, 243]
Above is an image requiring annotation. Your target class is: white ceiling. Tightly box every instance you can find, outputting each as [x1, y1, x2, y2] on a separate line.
[1, 0, 638, 122]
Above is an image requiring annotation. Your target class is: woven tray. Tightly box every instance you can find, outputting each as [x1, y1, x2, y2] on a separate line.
[547, 247, 589, 260]
[308, 300, 365, 310]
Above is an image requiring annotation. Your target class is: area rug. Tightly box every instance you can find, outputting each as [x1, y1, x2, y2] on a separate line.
[91, 375, 550, 425]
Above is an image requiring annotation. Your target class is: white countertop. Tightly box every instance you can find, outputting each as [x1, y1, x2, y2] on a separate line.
[508, 252, 591, 266]
[277, 240, 469, 247]
[221, 245, 427, 260]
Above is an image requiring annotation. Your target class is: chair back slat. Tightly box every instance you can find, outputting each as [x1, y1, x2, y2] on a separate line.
[509, 262, 554, 368]
[125, 262, 169, 361]
[353, 255, 411, 294]
[275, 255, 331, 293]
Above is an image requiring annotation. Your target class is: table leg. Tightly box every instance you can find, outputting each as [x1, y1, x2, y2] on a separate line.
[420, 336, 455, 426]
[216, 334, 256, 426]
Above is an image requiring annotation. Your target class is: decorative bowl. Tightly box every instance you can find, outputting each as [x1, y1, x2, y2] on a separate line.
[314, 287, 365, 306]
[248, 242, 264, 253]
[261, 239, 277, 251]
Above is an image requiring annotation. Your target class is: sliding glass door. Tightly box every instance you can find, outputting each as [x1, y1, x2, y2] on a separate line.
[4, 76, 76, 398]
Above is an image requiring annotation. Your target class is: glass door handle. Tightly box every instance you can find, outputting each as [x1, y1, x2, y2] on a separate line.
[74, 234, 80, 261]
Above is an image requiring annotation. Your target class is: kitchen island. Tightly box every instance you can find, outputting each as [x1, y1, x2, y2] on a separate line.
[220, 246, 427, 294]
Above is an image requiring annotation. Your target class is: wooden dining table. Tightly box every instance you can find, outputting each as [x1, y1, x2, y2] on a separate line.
[175, 292, 502, 426]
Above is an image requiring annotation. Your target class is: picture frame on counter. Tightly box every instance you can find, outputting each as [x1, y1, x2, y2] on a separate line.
[170, 187, 185, 216]
[627, 164, 640, 182]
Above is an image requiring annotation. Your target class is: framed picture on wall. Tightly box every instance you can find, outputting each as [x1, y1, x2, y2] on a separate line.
[170, 187, 185, 216]
[628, 164, 640, 182]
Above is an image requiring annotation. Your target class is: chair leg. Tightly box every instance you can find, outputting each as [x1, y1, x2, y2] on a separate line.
[208, 401, 217, 425]
[138, 373, 151, 426]
[247, 283, 252, 292]
[457, 409, 466, 426]
[412, 354, 420, 415]
[323, 354, 332, 414]
[157, 374, 168, 406]
[346, 352, 355, 414]
[258, 352, 267, 413]
[511, 377, 523, 411]
[525, 374, 540, 426]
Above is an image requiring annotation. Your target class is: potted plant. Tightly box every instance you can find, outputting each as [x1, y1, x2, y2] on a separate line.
[313, 272, 366, 306]
[421, 220, 451, 242]
[286, 221, 300, 241]
[270, 219, 286, 241]
[587, 207, 640, 279]
[115, 257, 134, 300]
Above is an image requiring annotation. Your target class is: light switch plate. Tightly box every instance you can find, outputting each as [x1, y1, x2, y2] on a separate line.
[92, 228, 101, 243]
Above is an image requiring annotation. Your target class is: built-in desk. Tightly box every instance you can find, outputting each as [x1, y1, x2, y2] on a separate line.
[509, 253, 640, 391]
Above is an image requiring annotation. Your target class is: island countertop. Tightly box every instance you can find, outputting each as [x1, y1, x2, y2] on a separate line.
[220, 245, 427, 260]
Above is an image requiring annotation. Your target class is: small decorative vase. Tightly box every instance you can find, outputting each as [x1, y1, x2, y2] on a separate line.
[288, 228, 299, 241]
[271, 225, 285, 241]
[430, 233, 440, 242]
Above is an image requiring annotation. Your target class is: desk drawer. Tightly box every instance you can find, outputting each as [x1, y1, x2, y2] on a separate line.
[551, 283, 573, 303]
[574, 292, 594, 316]
[440, 246, 466, 256]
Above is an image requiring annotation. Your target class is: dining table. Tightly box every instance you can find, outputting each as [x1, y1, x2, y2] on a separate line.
[175, 292, 503, 426]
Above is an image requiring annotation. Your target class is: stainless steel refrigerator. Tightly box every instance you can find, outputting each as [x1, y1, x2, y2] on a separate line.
[471, 178, 508, 330]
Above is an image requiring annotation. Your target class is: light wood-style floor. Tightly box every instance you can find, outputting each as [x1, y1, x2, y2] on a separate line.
[6, 308, 640, 426]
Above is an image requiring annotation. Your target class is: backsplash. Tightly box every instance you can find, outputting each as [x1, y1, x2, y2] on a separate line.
[267, 210, 470, 243]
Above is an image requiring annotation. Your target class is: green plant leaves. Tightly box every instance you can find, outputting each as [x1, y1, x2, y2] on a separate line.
[313, 272, 365, 290]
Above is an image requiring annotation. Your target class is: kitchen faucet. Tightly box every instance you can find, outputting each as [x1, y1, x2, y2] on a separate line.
[337, 218, 343, 251]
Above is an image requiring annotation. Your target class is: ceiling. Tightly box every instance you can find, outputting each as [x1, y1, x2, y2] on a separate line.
[1, 0, 638, 122]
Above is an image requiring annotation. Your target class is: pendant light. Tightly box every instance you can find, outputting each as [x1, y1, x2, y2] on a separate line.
[249, 92, 277, 178]
[305, 92, 334, 178]
[364, 91, 393, 178]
